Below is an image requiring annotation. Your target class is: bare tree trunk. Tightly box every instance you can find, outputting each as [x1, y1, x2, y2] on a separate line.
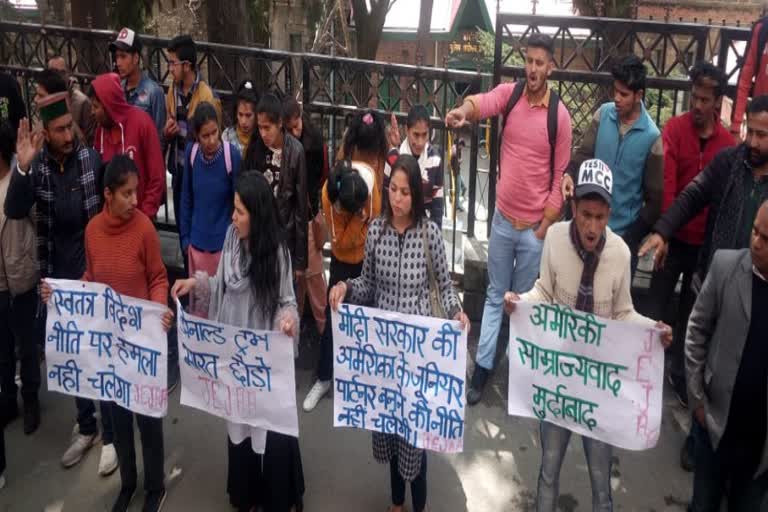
[351, 0, 392, 61]
[205, 0, 252, 93]
[416, 0, 433, 66]
[70, 0, 109, 75]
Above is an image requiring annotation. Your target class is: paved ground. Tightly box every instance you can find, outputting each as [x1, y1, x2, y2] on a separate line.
[0, 322, 694, 512]
[0, 191, 695, 511]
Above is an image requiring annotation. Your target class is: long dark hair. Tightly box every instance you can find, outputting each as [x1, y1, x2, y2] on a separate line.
[342, 109, 389, 160]
[242, 93, 285, 172]
[103, 154, 139, 193]
[327, 160, 368, 214]
[231, 81, 260, 132]
[192, 101, 220, 139]
[235, 172, 288, 321]
[384, 154, 425, 224]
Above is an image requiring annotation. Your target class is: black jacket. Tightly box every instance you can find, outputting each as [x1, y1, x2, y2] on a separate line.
[654, 144, 768, 280]
[243, 132, 308, 271]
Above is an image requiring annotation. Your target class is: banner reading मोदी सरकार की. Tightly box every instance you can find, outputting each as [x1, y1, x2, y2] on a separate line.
[332, 304, 467, 453]
[507, 301, 665, 451]
[175, 300, 298, 438]
[45, 279, 168, 417]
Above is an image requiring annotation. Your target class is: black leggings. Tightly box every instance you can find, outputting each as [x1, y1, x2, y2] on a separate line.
[317, 257, 364, 381]
[390, 452, 427, 512]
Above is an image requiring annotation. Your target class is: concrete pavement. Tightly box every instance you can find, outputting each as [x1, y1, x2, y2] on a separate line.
[0, 326, 694, 512]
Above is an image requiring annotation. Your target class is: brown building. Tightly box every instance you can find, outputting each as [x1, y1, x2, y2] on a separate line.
[638, 0, 764, 27]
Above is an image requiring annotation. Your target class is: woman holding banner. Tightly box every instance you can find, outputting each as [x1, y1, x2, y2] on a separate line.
[329, 154, 469, 512]
[42, 155, 173, 512]
[172, 171, 304, 512]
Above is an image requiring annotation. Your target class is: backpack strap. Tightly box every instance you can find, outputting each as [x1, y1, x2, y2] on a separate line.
[497, 80, 527, 179]
[546, 89, 560, 192]
[190, 142, 199, 168]
[223, 141, 232, 175]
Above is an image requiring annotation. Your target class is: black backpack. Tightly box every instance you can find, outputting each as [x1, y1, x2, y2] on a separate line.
[498, 79, 561, 191]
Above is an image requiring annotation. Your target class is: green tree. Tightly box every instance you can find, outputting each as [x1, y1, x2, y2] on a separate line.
[476, 29, 523, 73]
[108, 0, 151, 32]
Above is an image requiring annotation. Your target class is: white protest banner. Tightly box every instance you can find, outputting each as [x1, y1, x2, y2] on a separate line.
[332, 304, 467, 453]
[507, 301, 664, 450]
[176, 301, 298, 438]
[46, 279, 168, 417]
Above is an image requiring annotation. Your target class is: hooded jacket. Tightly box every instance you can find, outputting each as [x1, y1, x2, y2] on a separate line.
[92, 73, 165, 218]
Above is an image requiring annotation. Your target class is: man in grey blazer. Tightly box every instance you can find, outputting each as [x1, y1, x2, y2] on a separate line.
[686, 200, 768, 511]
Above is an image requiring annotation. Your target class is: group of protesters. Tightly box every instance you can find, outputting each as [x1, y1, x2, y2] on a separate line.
[0, 19, 765, 512]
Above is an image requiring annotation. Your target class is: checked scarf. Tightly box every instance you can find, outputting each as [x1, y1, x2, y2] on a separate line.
[569, 220, 606, 314]
[33, 141, 101, 277]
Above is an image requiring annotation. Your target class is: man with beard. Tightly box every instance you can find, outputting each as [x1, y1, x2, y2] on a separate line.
[563, 55, 663, 276]
[5, 94, 115, 475]
[445, 33, 573, 405]
[641, 94, 768, 294]
[646, 62, 735, 410]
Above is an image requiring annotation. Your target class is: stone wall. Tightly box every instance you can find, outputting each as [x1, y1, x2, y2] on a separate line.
[639, 0, 763, 26]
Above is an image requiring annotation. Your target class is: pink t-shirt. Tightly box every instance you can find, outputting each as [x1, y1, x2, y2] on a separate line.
[476, 82, 572, 223]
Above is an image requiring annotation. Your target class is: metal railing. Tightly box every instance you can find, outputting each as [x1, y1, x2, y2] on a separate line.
[0, 16, 755, 246]
[488, 13, 751, 235]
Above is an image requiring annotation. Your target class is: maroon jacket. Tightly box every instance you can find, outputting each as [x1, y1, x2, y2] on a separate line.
[92, 73, 165, 218]
[661, 111, 735, 246]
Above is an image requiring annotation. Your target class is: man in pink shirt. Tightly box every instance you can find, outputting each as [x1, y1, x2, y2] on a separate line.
[446, 33, 573, 405]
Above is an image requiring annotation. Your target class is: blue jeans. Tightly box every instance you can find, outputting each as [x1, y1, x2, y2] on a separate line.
[475, 211, 544, 370]
[537, 421, 613, 512]
[689, 419, 768, 511]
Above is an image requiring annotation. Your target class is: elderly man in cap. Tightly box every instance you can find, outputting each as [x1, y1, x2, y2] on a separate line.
[47, 55, 95, 145]
[4, 94, 118, 476]
[110, 28, 166, 141]
[504, 159, 672, 512]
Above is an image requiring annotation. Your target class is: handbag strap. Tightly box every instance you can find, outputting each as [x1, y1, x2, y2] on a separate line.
[421, 221, 438, 292]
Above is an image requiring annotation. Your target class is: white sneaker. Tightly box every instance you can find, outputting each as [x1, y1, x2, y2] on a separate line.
[0, 473, 5, 490]
[61, 432, 97, 468]
[302, 379, 331, 412]
[98, 443, 119, 476]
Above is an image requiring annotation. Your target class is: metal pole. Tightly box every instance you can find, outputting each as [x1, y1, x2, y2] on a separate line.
[329, 18, 336, 166]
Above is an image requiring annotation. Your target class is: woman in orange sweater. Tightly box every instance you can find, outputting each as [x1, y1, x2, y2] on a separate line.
[302, 160, 381, 412]
[44, 155, 173, 512]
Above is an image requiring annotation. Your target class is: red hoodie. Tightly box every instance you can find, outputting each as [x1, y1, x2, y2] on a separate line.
[661, 111, 736, 246]
[92, 73, 165, 218]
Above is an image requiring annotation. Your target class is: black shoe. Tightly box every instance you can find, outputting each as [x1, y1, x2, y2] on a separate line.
[23, 401, 40, 435]
[112, 487, 136, 512]
[467, 366, 490, 406]
[680, 440, 695, 472]
[143, 489, 167, 512]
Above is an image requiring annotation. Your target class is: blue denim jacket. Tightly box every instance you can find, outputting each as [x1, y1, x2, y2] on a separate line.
[123, 73, 166, 141]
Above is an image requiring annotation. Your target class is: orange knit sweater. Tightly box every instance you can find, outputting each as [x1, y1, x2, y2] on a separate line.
[322, 181, 381, 264]
[84, 207, 168, 305]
